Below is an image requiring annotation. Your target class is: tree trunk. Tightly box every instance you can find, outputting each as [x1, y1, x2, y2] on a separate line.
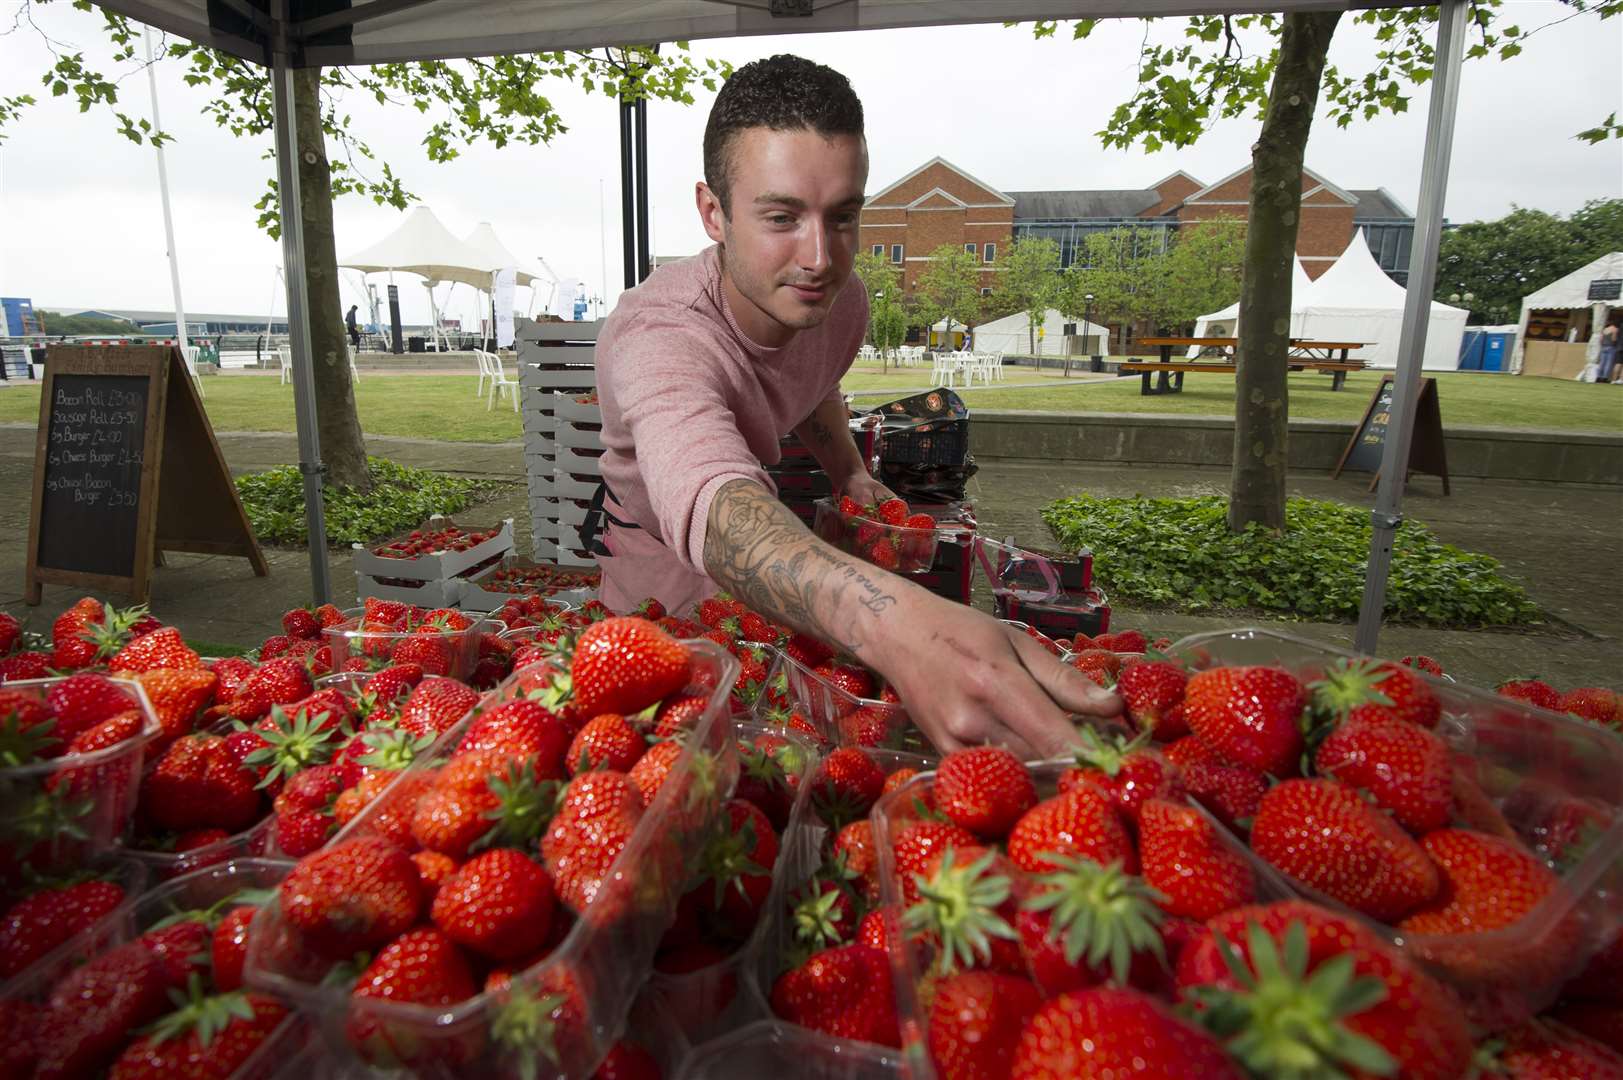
[1228, 11, 1339, 532]
[293, 68, 371, 492]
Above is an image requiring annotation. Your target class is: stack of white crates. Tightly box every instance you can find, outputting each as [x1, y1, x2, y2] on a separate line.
[519, 319, 602, 567]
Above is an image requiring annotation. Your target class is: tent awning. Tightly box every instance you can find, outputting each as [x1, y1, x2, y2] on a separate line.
[462, 223, 539, 288]
[1519, 251, 1623, 311]
[107, 1, 1427, 68]
[338, 205, 502, 288]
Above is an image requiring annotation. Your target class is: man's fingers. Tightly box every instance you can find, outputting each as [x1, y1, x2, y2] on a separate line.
[980, 633, 1086, 761]
[1013, 634, 1124, 719]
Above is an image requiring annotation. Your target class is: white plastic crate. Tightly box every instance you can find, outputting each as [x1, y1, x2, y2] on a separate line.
[556, 445, 604, 477]
[350, 517, 514, 581]
[354, 571, 462, 609]
[552, 392, 602, 424]
[555, 422, 604, 452]
[551, 471, 600, 500]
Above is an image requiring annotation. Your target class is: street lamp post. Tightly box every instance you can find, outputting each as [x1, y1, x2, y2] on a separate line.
[1085, 293, 1100, 373]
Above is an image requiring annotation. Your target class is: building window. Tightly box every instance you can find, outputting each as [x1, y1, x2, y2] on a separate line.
[871, 244, 884, 257]
[965, 243, 977, 256]
[983, 243, 996, 264]
[980, 287, 992, 296]
[890, 244, 903, 264]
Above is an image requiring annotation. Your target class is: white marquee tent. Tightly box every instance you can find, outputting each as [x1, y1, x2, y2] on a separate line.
[1512, 250, 1623, 373]
[1298, 230, 1467, 370]
[338, 205, 493, 288]
[969, 308, 1111, 357]
[1189, 257, 1315, 348]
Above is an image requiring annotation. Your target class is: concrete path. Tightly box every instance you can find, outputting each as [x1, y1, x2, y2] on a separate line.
[0, 426, 1615, 690]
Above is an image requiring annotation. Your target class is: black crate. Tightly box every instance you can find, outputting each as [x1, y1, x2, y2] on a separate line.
[879, 418, 970, 467]
[997, 593, 1111, 640]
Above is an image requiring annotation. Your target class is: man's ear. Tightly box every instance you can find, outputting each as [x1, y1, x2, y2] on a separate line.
[696, 181, 727, 246]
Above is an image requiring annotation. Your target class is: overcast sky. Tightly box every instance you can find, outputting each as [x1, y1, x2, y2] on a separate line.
[1, 2, 1619, 328]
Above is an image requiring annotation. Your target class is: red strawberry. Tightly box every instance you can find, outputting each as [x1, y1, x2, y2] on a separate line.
[1059, 728, 1184, 822]
[541, 769, 645, 913]
[927, 971, 1044, 1080]
[1010, 986, 1243, 1079]
[49, 596, 111, 669]
[209, 656, 257, 699]
[1251, 778, 1438, 921]
[734, 737, 798, 831]
[934, 746, 1037, 841]
[0, 612, 18, 656]
[1006, 783, 1136, 876]
[783, 632, 835, 670]
[1138, 797, 1254, 920]
[1560, 687, 1620, 727]
[770, 943, 899, 1047]
[875, 497, 909, 525]
[141, 732, 263, 833]
[1069, 648, 1122, 681]
[570, 617, 692, 717]
[1179, 759, 1269, 831]
[210, 904, 257, 992]
[890, 819, 979, 906]
[809, 746, 886, 830]
[1402, 655, 1445, 677]
[1115, 658, 1189, 738]
[111, 988, 288, 1077]
[431, 848, 555, 960]
[392, 632, 454, 676]
[0, 877, 127, 977]
[903, 512, 935, 531]
[279, 836, 424, 958]
[1314, 713, 1452, 833]
[1312, 658, 1440, 729]
[1498, 678, 1561, 711]
[398, 676, 479, 740]
[567, 712, 644, 774]
[688, 798, 779, 933]
[347, 928, 477, 1066]
[1096, 629, 1149, 653]
[0, 650, 50, 682]
[45, 672, 138, 743]
[1175, 901, 1472, 1080]
[131, 668, 217, 746]
[109, 626, 204, 674]
[32, 943, 171, 1079]
[786, 877, 858, 954]
[832, 819, 881, 902]
[819, 662, 876, 701]
[1016, 855, 1168, 995]
[1183, 664, 1305, 776]
[904, 844, 1027, 975]
[458, 697, 571, 780]
[1486, 1017, 1623, 1077]
[628, 738, 685, 807]
[282, 607, 322, 640]
[857, 908, 888, 951]
[364, 663, 425, 707]
[226, 657, 313, 723]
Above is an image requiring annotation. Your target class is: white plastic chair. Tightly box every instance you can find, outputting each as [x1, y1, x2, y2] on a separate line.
[473, 348, 491, 398]
[347, 344, 361, 384]
[181, 345, 205, 397]
[485, 350, 518, 412]
[275, 346, 292, 386]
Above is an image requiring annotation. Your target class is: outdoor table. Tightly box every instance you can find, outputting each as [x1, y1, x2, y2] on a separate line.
[1126, 337, 1370, 395]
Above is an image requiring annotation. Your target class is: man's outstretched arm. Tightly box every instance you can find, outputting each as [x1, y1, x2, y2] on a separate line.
[702, 478, 1121, 758]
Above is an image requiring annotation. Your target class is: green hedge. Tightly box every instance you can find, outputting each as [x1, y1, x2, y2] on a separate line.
[236, 456, 503, 547]
[1041, 495, 1540, 628]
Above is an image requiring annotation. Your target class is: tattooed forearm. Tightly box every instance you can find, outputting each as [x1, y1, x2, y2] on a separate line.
[792, 396, 866, 484]
[805, 412, 835, 448]
[702, 478, 898, 656]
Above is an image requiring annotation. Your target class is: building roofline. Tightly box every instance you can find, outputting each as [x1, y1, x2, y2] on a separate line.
[866, 156, 1015, 207]
[1183, 163, 1356, 207]
[1145, 169, 1204, 192]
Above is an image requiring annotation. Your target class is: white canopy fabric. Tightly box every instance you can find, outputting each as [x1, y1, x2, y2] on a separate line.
[338, 205, 497, 288]
[462, 223, 538, 288]
[1511, 250, 1622, 373]
[1190, 257, 1314, 348]
[106, 1, 1427, 69]
[970, 308, 1111, 356]
[1297, 230, 1467, 370]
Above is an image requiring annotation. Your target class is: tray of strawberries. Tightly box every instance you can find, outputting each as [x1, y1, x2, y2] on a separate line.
[352, 516, 515, 581]
[321, 598, 495, 682]
[459, 556, 601, 611]
[813, 497, 953, 574]
[242, 619, 742, 1077]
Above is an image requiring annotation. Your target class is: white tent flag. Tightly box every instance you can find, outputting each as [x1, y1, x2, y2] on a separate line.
[550, 279, 580, 321]
[494, 269, 517, 348]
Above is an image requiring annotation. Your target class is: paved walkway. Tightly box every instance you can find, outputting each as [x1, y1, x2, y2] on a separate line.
[0, 426, 1615, 688]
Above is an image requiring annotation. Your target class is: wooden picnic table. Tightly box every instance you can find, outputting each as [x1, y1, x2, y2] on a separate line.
[1126, 337, 1370, 396]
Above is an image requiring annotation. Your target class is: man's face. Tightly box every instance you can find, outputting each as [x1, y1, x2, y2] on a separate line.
[697, 127, 868, 348]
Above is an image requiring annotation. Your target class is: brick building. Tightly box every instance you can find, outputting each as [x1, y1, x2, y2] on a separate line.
[859, 158, 1419, 298]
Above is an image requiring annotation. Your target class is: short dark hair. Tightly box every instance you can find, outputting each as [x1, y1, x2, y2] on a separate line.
[703, 54, 864, 217]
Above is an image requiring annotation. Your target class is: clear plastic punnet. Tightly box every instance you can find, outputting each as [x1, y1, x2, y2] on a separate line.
[244, 639, 741, 1078]
[0, 856, 147, 995]
[321, 614, 495, 681]
[871, 757, 1300, 1080]
[675, 1019, 906, 1080]
[0, 674, 160, 874]
[812, 498, 942, 575]
[1164, 627, 1623, 1027]
[751, 647, 932, 758]
[2, 857, 307, 1080]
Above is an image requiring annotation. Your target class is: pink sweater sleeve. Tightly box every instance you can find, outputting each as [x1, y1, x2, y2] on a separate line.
[600, 316, 774, 574]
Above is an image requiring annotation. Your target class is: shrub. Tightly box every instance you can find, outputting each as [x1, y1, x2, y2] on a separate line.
[236, 456, 504, 547]
[1041, 495, 1541, 628]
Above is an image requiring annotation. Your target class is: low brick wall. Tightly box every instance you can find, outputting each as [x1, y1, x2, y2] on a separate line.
[968, 411, 1623, 486]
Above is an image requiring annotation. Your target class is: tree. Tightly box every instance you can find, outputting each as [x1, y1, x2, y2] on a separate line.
[853, 251, 901, 366]
[35, 312, 138, 335]
[1072, 227, 1170, 343]
[1033, 3, 1622, 530]
[916, 244, 982, 348]
[8, 1, 726, 490]
[871, 298, 907, 355]
[996, 237, 1061, 354]
[1160, 219, 1245, 330]
[1435, 199, 1623, 323]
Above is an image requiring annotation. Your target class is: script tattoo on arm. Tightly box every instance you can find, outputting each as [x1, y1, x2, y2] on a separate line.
[702, 478, 897, 655]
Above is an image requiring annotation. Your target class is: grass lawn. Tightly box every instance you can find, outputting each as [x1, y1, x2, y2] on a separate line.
[0, 368, 1614, 441]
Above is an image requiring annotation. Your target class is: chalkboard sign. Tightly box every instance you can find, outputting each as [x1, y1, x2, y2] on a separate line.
[1332, 375, 1450, 494]
[26, 345, 267, 605]
[1588, 279, 1622, 302]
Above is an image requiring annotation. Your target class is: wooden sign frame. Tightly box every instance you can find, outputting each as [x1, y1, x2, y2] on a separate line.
[1331, 374, 1451, 495]
[26, 345, 267, 605]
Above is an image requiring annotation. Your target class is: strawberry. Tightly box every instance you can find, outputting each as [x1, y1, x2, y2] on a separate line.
[734, 738, 797, 830]
[1251, 778, 1438, 921]
[808, 747, 886, 830]
[258, 634, 293, 660]
[1115, 658, 1189, 738]
[1096, 629, 1149, 653]
[688, 798, 779, 933]
[787, 878, 858, 954]
[279, 836, 424, 958]
[240, 705, 343, 792]
[1069, 648, 1122, 681]
[49, 596, 111, 669]
[412, 849, 458, 898]
[857, 908, 889, 951]
[1485, 1017, 1623, 1077]
[1183, 664, 1306, 776]
[141, 732, 263, 833]
[1176, 900, 1473, 1080]
[0, 876, 127, 977]
[0, 611, 18, 655]
[458, 698, 571, 780]
[1006, 783, 1136, 875]
[567, 712, 644, 774]
[31, 943, 171, 1079]
[398, 676, 479, 740]
[226, 657, 313, 723]
[412, 751, 551, 858]
[1060, 728, 1184, 822]
[347, 928, 477, 1066]
[904, 844, 1026, 975]
[392, 632, 454, 676]
[570, 616, 692, 717]
[541, 769, 645, 913]
[110, 987, 289, 1077]
[1498, 678, 1561, 711]
[628, 738, 685, 807]
[1560, 687, 1620, 727]
[1010, 986, 1243, 1079]
[592, 1040, 663, 1080]
[364, 663, 425, 707]
[1313, 713, 1452, 833]
[883, 766, 920, 796]
[109, 626, 204, 674]
[0, 650, 50, 682]
[431, 848, 555, 960]
[209, 656, 257, 699]
[1402, 655, 1445, 677]
[45, 672, 138, 743]
[818, 662, 876, 701]
[1138, 797, 1254, 920]
[770, 943, 899, 1047]
[903, 512, 935, 530]
[1178, 759, 1268, 831]
[210, 904, 257, 992]
[1017, 855, 1167, 994]
[281, 607, 322, 640]
[131, 668, 217, 746]
[890, 818, 980, 906]
[783, 632, 835, 669]
[1312, 658, 1441, 729]
[934, 746, 1037, 841]
[927, 971, 1044, 1080]
[832, 819, 881, 902]
[875, 497, 909, 525]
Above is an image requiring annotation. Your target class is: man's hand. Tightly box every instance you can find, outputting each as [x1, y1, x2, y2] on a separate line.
[862, 590, 1122, 760]
[838, 472, 895, 507]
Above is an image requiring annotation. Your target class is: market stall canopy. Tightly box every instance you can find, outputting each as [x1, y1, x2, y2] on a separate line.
[462, 223, 538, 288]
[971, 308, 1112, 357]
[107, 1, 1430, 68]
[1518, 250, 1623, 311]
[337, 205, 497, 288]
[1297, 230, 1467, 370]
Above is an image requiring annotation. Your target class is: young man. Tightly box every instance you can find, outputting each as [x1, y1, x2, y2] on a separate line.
[594, 55, 1117, 757]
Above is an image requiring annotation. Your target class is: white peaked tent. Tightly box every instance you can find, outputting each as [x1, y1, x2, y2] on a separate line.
[1512, 250, 1623, 373]
[970, 308, 1111, 357]
[1298, 230, 1468, 371]
[461, 223, 537, 288]
[1189, 258, 1315, 351]
[339, 206, 498, 350]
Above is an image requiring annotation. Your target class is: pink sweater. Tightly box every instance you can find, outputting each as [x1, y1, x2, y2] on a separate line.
[594, 245, 867, 614]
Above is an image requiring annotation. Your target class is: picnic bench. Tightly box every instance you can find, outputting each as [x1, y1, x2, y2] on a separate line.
[1123, 337, 1369, 396]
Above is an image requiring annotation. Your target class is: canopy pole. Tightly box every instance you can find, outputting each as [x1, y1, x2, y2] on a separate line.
[142, 27, 189, 356]
[270, 5, 332, 605]
[619, 95, 636, 290]
[1353, 0, 1467, 653]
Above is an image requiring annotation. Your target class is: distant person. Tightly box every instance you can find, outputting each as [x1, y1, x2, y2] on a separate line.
[346, 304, 360, 350]
[1598, 318, 1620, 384]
